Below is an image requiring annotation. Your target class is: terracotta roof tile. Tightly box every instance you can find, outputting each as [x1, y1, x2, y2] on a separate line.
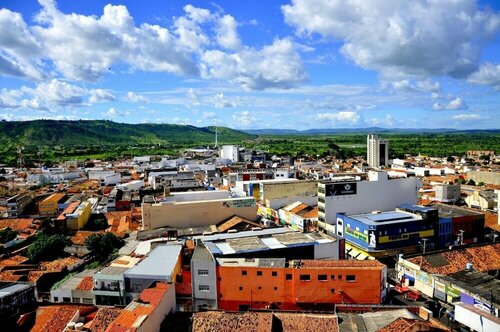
[71, 231, 101, 245]
[76, 276, 94, 291]
[0, 255, 28, 267]
[300, 260, 385, 269]
[40, 256, 82, 272]
[31, 306, 96, 332]
[88, 308, 122, 332]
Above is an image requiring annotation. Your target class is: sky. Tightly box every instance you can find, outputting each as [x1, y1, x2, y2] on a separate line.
[0, 0, 499, 130]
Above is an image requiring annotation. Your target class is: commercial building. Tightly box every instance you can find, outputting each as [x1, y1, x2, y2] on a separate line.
[318, 171, 421, 233]
[433, 203, 485, 245]
[220, 145, 239, 163]
[336, 205, 438, 258]
[216, 258, 387, 311]
[367, 134, 389, 168]
[191, 227, 343, 311]
[6, 192, 33, 217]
[38, 193, 67, 216]
[124, 244, 182, 298]
[434, 183, 461, 203]
[141, 191, 257, 230]
[258, 179, 318, 209]
[0, 283, 35, 320]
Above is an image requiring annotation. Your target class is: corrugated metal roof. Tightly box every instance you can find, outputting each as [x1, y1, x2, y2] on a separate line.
[125, 244, 182, 280]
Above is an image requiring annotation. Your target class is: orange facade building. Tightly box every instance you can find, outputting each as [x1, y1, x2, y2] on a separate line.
[216, 258, 387, 311]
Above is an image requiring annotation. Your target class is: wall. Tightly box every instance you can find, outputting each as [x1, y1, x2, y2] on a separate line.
[217, 265, 384, 311]
[191, 259, 218, 310]
[142, 198, 257, 230]
[137, 284, 176, 332]
[467, 171, 500, 186]
[320, 177, 420, 225]
[260, 181, 317, 205]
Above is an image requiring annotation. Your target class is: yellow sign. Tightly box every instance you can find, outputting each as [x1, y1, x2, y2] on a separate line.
[345, 227, 368, 243]
[378, 229, 434, 243]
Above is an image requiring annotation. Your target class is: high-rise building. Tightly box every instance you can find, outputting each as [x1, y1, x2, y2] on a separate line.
[367, 134, 389, 167]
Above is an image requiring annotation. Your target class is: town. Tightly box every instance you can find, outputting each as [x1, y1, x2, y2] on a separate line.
[0, 133, 498, 332]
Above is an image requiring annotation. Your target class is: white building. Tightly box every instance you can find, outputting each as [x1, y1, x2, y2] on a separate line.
[318, 171, 421, 234]
[367, 134, 389, 168]
[117, 180, 144, 191]
[433, 183, 461, 202]
[220, 145, 239, 163]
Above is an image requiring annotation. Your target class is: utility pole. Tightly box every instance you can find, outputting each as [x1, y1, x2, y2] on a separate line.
[420, 238, 428, 254]
[458, 230, 464, 245]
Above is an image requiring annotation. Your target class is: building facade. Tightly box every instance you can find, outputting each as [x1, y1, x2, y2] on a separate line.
[367, 134, 389, 168]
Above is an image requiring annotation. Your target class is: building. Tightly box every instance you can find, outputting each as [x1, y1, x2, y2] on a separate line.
[105, 281, 176, 332]
[336, 205, 438, 259]
[434, 183, 461, 203]
[454, 303, 499, 332]
[0, 283, 35, 320]
[220, 145, 239, 163]
[141, 191, 257, 230]
[38, 193, 67, 216]
[50, 270, 95, 304]
[433, 203, 485, 245]
[367, 134, 389, 168]
[191, 227, 343, 311]
[467, 170, 500, 186]
[465, 190, 496, 211]
[6, 192, 33, 217]
[65, 200, 92, 230]
[318, 171, 421, 233]
[216, 259, 387, 311]
[277, 201, 317, 231]
[124, 244, 182, 299]
[257, 179, 318, 209]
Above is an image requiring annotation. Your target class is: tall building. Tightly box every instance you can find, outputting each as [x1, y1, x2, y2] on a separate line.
[367, 134, 389, 167]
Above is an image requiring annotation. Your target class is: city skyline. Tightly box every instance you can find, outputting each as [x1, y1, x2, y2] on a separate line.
[0, 0, 499, 129]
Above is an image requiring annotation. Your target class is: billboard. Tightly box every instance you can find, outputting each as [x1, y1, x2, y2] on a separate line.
[325, 182, 357, 196]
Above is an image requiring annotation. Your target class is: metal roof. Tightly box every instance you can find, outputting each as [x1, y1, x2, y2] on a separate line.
[0, 283, 32, 297]
[125, 244, 182, 281]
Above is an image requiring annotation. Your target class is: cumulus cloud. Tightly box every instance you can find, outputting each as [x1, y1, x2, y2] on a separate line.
[451, 114, 485, 121]
[126, 91, 148, 103]
[202, 111, 217, 119]
[283, 0, 500, 79]
[215, 15, 241, 50]
[209, 93, 238, 108]
[201, 38, 306, 90]
[89, 89, 115, 103]
[467, 63, 500, 90]
[432, 97, 468, 110]
[232, 110, 257, 127]
[315, 111, 360, 124]
[103, 107, 127, 117]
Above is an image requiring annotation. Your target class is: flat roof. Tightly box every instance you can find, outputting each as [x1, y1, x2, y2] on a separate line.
[97, 266, 129, 276]
[125, 244, 182, 280]
[346, 210, 421, 226]
[433, 204, 483, 218]
[217, 257, 286, 268]
[0, 283, 32, 297]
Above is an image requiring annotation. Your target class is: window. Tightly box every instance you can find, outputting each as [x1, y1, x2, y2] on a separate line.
[219, 294, 223, 298]
[257, 271, 262, 276]
[54, 297, 59, 302]
[63, 297, 71, 302]
[198, 269, 209, 276]
[338, 275, 342, 280]
[239, 286, 243, 291]
[346, 275, 356, 282]
[199, 285, 210, 292]
[318, 274, 327, 281]
[258, 286, 262, 290]
[242, 270, 247, 276]
[331, 288, 335, 293]
[300, 274, 311, 281]
[272, 271, 278, 277]
[286, 274, 292, 280]
[274, 287, 278, 291]
[331, 275, 335, 280]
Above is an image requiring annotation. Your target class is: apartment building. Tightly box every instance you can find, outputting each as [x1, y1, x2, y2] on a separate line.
[38, 193, 67, 216]
[367, 134, 389, 168]
[6, 192, 33, 217]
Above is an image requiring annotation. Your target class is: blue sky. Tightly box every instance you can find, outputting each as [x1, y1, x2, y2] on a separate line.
[0, 0, 499, 129]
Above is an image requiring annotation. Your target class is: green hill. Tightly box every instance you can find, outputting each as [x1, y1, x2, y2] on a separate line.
[0, 120, 254, 165]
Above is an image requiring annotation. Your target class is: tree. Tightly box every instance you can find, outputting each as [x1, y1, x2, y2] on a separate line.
[467, 179, 476, 186]
[85, 233, 124, 260]
[447, 156, 455, 163]
[85, 217, 109, 231]
[478, 181, 485, 186]
[0, 227, 17, 243]
[27, 234, 71, 262]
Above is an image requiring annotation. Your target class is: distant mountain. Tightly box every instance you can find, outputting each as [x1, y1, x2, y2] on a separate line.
[243, 127, 500, 135]
[0, 120, 254, 147]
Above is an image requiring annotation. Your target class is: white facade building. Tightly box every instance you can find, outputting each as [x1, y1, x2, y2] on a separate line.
[220, 145, 239, 163]
[367, 134, 389, 168]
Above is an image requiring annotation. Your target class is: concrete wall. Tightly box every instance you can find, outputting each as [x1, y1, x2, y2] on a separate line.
[137, 284, 176, 332]
[142, 197, 257, 230]
[321, 177, 421, 225]
[467, 171, 500, 185]
[191, 258, 218, 311]
[261, 181, 318, 205]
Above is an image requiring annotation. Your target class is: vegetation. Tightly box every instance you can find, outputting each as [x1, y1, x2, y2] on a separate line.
[84, 216, 109, 231]
[85, 232, 124, 261]
[0, 227, 17, 243]
[27, 233, 71, 262]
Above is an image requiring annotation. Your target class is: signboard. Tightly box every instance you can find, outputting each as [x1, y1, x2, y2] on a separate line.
[378, 229, 434, 243]
[325, 182, 357, 196]
[345, 227, 368, 243]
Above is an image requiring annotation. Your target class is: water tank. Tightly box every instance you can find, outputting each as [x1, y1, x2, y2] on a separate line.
[66, 322, 76, 330]
[75, 322, 84, 331]
[465, 262, 473, 271]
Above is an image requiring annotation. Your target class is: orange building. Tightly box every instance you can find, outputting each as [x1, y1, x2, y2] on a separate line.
[216, 258, 387, 311]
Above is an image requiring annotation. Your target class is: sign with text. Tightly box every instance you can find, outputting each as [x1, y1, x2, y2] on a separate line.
[325, 182, 357, 196]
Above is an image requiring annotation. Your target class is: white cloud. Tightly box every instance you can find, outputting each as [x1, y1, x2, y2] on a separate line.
[209, 93, 238, 108]
[126, 91, 148, 103]
[173, 5, 212, 52]
[89, 89, 115, 103]
[451, 114, 485, 121]
[432, 97, 468, 110]
[201, 38, 306, 90]
[315, 111, 360, 124]
[215, 15, 241, 50]
[283, 0, 500, 79]
[232, 110, 257, 127]
[202, 111, 217, 119]
[467, 63, 500, 90]
[103, 107, 127, 117]
[186, 88, 201, 108]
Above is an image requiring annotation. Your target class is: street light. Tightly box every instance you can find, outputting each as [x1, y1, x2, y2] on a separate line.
[419, 238, 428, 254]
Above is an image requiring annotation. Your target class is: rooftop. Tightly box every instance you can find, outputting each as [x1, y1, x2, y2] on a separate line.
[433, 203, 483, 218]
[41, 193, 66, 204]
[346, 210, 422, 226]
[217, 258, 286, 268]
[0, 283, 32, 298]
[125, 244, 182, 281]
[407, 243, 500, 274]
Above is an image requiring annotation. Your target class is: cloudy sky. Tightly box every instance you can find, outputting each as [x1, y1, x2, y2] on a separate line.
[0, 0, 499, 129]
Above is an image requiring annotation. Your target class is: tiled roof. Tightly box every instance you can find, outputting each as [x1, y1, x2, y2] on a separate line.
[40, 256, 82, 272]
[300, 260, 385, 269]
[71, 231, 101, 245]
[274, 313, 338, 332]
[408, 243, 500, 274]
[0, 270, 24, 282]
[31, 305, 96, 332]
[376, 317, 450, 332]
[0, 218, 40, 237]
[303, 206, 318, 219]
[216, 216, 261, 233]
[0, 255, 28, 266]
[88, 308, 122, 332]
[76, 276, 94, 291]
[57, 201, 80, 220]
[484, 210, 500, 231]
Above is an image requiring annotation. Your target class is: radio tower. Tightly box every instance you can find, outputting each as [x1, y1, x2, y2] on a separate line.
[17, 145, 24, 168]
[214, 128, 218, 148]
